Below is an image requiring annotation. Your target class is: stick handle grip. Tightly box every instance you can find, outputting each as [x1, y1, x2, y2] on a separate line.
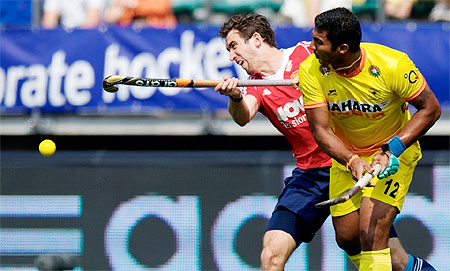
[315, 164, 383, 208]
[189, 79, 293, 87]
[348, 164, 383, 194]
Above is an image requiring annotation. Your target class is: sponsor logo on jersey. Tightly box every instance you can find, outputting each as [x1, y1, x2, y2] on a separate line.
[274, 97, 307, 128]
[328, 99, 388, 119]
[405, 70, 419, 84]
[368, 65, 381, 77]
[263, 89, 272, 96]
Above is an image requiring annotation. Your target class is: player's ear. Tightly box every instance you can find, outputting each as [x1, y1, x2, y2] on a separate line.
[252, 32, 263, 47]
[337, 44, 350, 55]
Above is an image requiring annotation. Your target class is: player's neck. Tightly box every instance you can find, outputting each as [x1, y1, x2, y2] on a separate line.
[333, 51, 362, 74]
[258, 48, 284, 77]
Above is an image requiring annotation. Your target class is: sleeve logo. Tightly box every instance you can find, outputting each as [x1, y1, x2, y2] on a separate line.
[405, 70, 419, 84]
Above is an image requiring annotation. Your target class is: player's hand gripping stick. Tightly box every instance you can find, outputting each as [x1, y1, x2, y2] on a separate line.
[377, 136, 405, 179]
[315, 164, 383, 208]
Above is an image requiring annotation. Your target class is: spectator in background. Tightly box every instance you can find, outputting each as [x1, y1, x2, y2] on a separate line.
[280, 0, 352, 27]
[384, 0, 417, 20]
[429, 0, 450, 21]
[104, 0, 176, 28]
[41, 0, 105, 29]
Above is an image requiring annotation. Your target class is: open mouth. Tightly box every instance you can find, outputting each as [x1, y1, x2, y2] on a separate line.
[237, 60, 244, 66]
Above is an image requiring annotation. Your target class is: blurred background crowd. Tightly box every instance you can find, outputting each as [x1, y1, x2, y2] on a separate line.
[1, 0, 449, 30]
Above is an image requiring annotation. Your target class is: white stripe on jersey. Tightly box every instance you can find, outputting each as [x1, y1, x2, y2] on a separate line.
[414, 258, 423, 271]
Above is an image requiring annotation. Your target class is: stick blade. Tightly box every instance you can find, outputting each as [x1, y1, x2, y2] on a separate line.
[315, 164, 383, 208]
[103, 85, 119, 93]
[102, 75, 124, 93]
[315, 197, 346, 208]
[104, 75, 126, 82]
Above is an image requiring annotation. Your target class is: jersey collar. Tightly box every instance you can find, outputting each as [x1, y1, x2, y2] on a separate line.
[336, 47, 366, 78]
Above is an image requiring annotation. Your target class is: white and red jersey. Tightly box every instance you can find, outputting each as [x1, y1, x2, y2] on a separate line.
[243, 42, 331, 169]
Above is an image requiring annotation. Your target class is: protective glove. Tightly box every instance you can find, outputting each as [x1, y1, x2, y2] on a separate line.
[377, 153, 400, 179]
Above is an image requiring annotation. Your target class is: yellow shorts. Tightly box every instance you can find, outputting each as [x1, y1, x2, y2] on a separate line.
[330, 142, 422, 217]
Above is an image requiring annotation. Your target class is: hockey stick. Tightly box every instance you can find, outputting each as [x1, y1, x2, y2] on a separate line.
[315, 164, 383, 208]
[102, 75, 293, 93]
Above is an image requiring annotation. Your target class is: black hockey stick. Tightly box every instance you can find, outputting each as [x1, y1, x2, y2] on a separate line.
[102, 75, 293, 93]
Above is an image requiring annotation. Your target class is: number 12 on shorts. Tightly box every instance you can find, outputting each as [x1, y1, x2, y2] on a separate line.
[384, 179, 399, 198]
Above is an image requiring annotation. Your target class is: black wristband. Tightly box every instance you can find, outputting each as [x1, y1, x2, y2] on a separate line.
[380, 143, 390, 153]
[229, 96, 243, 102]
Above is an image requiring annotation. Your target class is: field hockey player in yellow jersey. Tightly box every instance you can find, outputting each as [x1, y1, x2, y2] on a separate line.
[299, 8, 441, 271]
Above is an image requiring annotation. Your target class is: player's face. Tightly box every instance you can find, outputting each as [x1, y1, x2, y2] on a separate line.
[310, 29, 340, 67]
[225, 30, 257, 74]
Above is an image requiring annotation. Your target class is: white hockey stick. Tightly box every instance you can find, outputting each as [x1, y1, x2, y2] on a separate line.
[315, 164, 383, 208]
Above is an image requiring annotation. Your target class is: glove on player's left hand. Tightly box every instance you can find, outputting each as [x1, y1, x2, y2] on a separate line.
[378, 153, 400, 179]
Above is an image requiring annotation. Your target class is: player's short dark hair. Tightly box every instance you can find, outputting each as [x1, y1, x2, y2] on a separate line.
[218, 13, 277, 48]
[314, 7, 361, 53]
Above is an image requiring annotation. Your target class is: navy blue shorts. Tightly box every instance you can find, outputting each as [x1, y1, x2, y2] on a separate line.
[267, 167, 330, 245]
[266, 166, 399, 246]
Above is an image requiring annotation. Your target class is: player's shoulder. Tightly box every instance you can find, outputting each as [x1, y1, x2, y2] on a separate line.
[362, 43, 409, 63]
[299, 53, 320, 74]
[284, 41, 313, 60]
[295, 41, 312, 52]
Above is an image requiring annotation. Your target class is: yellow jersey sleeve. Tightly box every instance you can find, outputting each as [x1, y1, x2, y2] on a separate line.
[386, 53, 426, 101]
[299, 54, 327, 109]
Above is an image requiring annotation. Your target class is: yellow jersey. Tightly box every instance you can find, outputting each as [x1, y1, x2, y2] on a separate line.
[299, 43, 426, 156]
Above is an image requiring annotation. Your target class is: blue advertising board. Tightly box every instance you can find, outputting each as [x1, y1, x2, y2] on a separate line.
[1, 150, 449, 270]
[1, 23, 449, 114]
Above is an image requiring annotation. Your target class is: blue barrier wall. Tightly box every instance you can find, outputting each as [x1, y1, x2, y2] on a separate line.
[1, 150, 449, 270]
[1, 23, 449, 114]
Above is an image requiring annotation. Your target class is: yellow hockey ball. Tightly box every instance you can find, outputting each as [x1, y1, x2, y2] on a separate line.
[39, 139, 56, 157]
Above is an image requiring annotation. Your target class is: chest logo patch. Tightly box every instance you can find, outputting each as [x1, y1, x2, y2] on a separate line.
[368, 65, 381, 77]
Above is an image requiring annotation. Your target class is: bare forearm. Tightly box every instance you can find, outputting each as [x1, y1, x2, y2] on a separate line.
[42, 11, 59, 28]
[313, 127, 354, 166]
[398, 109, 440, 147]
[216, 78, 256, 126]
[306, 107, 354, 165]
[228, 99, 251, 126]
[104, 6, 124, 22]
[81, 9, 101, 28]
[398, 88, 441, 147]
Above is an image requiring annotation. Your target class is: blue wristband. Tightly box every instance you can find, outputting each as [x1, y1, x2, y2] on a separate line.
[387, 136, 406, 157]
